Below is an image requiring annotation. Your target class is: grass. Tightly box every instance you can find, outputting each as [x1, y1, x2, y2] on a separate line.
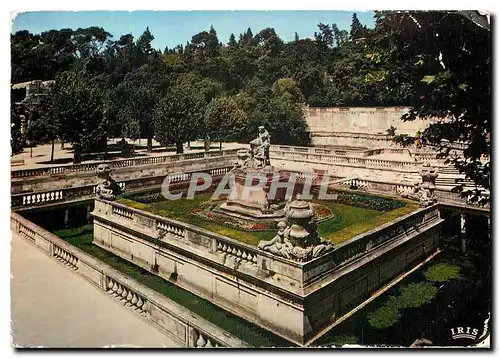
[53, 225, 294, 347]
[117, 193, 419, 246]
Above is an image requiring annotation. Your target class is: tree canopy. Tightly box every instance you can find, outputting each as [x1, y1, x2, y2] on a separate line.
[11, 10, 491, 201]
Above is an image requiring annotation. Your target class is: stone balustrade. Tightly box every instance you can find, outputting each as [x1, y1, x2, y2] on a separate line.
[215, 239, 259, 265]
[302, 204, 441, 286]
[106, 199, 264, 270]
[10, 211, 249, 348]
[99, 197, 442, 291]
[11, 166, 233, 210]
[270, 147, 420, 173]
[11, 149, 240, 179]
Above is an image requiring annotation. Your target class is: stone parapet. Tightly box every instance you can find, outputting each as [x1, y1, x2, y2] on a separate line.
[92, 198, 442, 344]
[10, 211, 249, 348]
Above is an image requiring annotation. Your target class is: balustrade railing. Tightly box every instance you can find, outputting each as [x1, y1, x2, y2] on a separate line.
[270, 148, 420, 172]
[317, 205, 440, 273]
[11, 148, 239, 179]
[11, 166, 233, 209]
[103, 200, 264, 270]
[10, 212, 249, 348]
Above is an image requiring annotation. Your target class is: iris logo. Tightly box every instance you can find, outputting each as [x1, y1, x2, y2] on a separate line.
[450, 326, 479, 340]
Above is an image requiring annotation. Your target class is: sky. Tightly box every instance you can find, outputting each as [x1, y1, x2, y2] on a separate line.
[12, 11, 375, 50]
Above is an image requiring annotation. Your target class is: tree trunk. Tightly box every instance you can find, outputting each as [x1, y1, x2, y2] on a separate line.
[60, 141, 64, 149]
[104, 139, 108, 161]
[147, 135, 153, 153]
[187, 140, 190, 150]
[73, 143, 82, 164]
[176, 141, 184, 154]
[50, 140, 55, 163]
[220, 139, 222, 151]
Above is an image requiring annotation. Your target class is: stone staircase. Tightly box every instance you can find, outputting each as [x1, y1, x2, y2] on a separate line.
[436, 165, 473, 189]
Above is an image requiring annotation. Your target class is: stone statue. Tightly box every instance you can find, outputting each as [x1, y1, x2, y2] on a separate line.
[249, 126, 271, 168]
[95, 163, 122, 200]
[402, 163, 438, 207]
[258, 197, 335, 262]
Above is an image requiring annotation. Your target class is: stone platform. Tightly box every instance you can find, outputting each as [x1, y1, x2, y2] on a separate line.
[92, 198, 442, 344]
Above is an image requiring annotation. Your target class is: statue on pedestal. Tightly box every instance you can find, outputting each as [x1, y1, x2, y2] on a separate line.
[248, 126, 271, 169]
[402, 163, 439, 207]
[95, 163, 122, 201]
[258, 197, 335, 262]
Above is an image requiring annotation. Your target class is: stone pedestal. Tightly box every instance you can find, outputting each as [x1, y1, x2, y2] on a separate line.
[219, 167, 289, 221]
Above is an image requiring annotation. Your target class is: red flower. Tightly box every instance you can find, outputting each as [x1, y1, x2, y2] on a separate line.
[420, 96, 425, 100]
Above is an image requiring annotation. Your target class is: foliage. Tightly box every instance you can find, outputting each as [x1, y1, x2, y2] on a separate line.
[204, 96, 247, 142]
[49, 70, 109, 162]
[153, 84, 206, 153]
[392, 282, 438, 309]
[326, 334, 358, 347]
[424, 263, 461, 282]
[375, 11, 491, 203]
[10, 103, 25, 155]
[367, 304, 401, 329]
[334, 192, 406, 212]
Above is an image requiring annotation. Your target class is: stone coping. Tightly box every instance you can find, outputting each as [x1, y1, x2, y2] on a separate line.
[10, 211, 250, 348]
[99, 197, 440, 292]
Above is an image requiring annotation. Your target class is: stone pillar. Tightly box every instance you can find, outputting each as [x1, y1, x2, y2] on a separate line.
[460, 213, 467, 252]
[86, 204, 91, 221]
[64, 208, 69, 228]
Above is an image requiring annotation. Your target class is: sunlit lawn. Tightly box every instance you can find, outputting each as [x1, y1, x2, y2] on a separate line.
[117, 192, 418, 246]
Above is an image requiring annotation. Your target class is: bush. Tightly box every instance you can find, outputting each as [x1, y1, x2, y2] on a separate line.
[335, 192, 405, 212]
[326, 334, 358, 347]
[424, 263, 461, 282]
[394, 282, 438, 309]
[367, 305, 401, 329]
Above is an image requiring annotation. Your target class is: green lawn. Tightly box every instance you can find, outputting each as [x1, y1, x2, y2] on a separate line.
[53, 224, 293, 347]
[117, 193, 418, 246]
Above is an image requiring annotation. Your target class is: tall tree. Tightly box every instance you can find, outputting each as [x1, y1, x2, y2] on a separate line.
[153, 85, 206, 154]
[350, 13, 365, 39]
[204, 96, 247, 149]
[378, 11, 491, 204]
[52, 70, 109, 163]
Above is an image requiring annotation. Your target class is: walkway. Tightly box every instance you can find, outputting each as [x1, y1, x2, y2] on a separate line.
[10, 233, 181, 348]
[11, 139, 243, 170]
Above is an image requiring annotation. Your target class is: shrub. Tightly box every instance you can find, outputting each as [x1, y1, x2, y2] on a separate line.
[367, 305, 401, 329]
[424, 263, 461, 282]
[334, 192, 405, 212]
[326, 334, 358, 347]
[394, 282, 438, 309]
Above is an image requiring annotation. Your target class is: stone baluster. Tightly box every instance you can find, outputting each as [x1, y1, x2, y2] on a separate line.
[53, 245, 79, 270]
[216, 240, 257, 264]
[106, 277, 148, 316]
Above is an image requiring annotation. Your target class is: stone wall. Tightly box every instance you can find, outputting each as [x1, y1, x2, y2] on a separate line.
[92, 199, 442, 344]
[12, 151, 238, 194]
[305, 107, 430, 148]
[10, 211, 249, 348]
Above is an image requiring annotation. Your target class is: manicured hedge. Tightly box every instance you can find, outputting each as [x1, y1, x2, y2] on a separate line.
[334, 192, 405, 212]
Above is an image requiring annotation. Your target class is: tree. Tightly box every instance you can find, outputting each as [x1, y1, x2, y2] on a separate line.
[204, 96, 247, 149]
[350, 13, 366, 40]
[153, 85, 206, 154]
[25, 92, 60, 162]
[228, 33, 237, 47]
[11, 103, 25, 156]
[52, 70, 109, 163]
[377, 11, 491, 204]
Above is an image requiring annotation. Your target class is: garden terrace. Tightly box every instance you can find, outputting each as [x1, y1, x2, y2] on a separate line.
[116, 188, 418, 246]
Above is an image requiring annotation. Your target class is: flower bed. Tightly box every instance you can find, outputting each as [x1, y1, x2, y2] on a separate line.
[191, 201, 334, 232]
